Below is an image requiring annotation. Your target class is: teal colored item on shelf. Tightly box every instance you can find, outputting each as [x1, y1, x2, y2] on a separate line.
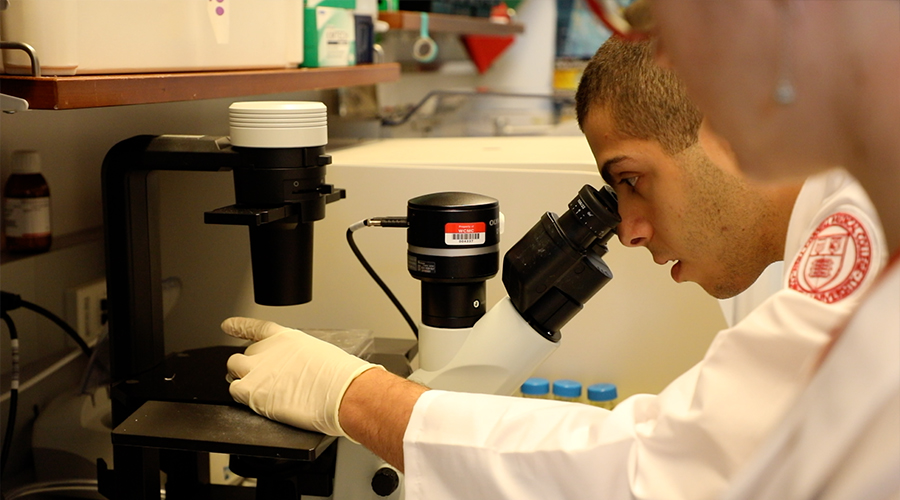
[306, 0, 357, 8]
[304, 6, 357, 67]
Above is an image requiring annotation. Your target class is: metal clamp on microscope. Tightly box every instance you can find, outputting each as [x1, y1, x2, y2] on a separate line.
[98, 102, 345, 500]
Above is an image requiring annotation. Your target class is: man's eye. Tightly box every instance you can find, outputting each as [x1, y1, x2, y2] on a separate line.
[620, 176, 638, 187]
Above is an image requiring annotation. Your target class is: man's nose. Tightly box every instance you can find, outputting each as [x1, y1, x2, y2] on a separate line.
[616, 216, 652, 247]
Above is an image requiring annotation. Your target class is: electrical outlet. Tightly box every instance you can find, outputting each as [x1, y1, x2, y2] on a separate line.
[65, 278, 108, 346]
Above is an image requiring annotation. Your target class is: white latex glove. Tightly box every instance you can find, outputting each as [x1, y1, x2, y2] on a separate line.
[222, 317, 383, 438]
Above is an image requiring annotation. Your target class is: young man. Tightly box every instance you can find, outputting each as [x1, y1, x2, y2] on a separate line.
[220, 37, 886, 499]
[576, 36, 799, 305]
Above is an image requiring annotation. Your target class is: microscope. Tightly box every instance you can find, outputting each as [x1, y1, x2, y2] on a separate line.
[333, 184, 619, 499]
[96, 101, 620, 500]
[98, 102, 347, 499]
[407, 184, 619, 393]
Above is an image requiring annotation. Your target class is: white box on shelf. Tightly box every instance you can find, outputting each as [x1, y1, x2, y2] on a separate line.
[0, 0, 305, 75]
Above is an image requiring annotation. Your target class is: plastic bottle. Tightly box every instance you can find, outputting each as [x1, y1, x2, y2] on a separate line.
[587, 383, 618, 410]
[3, 150, 51, 253]
[520, 377, 550, 399]
[552, 379, 582, 403]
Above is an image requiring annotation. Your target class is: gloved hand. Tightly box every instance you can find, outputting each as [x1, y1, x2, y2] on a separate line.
[222, 317, 383, 438]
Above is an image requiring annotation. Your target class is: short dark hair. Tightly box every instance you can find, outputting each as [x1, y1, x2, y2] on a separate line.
[575, 37, 703, 155]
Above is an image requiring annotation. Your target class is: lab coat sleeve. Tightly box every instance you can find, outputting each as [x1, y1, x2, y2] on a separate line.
[720, 263, 900, 500]
[403, 288, 853, 500]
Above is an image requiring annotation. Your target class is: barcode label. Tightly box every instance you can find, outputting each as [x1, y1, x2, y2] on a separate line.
[445, 222, 486, 246]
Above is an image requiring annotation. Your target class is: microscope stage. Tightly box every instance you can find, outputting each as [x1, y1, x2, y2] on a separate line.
[112, 400, 335, 461]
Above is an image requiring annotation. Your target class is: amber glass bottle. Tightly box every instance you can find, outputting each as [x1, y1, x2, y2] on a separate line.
[3, 150, 51, 253]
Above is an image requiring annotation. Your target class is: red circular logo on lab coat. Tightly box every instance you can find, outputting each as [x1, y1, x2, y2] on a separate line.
[789, 212, 872, 303]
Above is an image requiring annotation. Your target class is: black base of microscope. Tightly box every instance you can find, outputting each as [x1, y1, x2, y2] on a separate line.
[97, 339, 416, 500]
[98, 345, 337, 500]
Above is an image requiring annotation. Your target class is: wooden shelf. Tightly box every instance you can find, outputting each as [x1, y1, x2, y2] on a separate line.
[0, 63, 401, 110]
[379, 11, 524, 35]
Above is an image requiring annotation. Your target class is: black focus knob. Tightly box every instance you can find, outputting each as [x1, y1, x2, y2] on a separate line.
[371, 466, 400, 497]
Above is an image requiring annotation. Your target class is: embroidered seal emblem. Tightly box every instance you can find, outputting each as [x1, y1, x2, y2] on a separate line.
[789, 212, 872, 303]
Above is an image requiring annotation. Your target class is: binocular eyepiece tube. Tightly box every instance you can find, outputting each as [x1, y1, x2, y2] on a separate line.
[503, 184, 620, 340]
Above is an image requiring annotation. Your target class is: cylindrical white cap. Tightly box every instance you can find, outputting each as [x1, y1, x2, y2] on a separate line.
[11, 150, 41, 174]
[229, 101, 328, 148]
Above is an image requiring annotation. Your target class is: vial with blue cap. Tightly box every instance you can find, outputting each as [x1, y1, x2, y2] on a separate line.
[587, 383, 618, 410]
[552, 379, 582, 403]
[520, 377, 550, 399]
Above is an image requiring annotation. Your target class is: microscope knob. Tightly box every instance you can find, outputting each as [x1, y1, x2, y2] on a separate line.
[371, 466, 400, 497]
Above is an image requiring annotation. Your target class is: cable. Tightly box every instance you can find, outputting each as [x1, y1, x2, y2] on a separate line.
[0, 348, 82, 404]
[346, 218, 418, 338]
[0, 292, 91, 358]
[0, 291, 91, 477]
[4, 479, 98, 500]
[1, 311, 18, 476]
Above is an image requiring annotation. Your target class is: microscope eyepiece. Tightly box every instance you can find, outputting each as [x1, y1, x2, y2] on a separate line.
[503, 184, 620, 340]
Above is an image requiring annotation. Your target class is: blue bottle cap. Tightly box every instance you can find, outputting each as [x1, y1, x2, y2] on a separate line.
[552, 379, 582, 398]
[520, 377, 550, 396]
[587, 383, 618, 402]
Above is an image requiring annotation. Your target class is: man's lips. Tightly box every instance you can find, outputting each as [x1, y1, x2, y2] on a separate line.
[652, 254, 676, 266]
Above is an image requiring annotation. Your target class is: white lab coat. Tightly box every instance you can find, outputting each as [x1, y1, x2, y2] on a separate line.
[402, 168, 887, 500]
[719, 257, 899, 500]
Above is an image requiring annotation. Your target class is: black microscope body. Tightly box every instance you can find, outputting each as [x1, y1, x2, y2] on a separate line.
[98, 134, 344, 500]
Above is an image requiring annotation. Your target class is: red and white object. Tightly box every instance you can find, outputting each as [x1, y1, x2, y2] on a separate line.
[444, 222, 486, 246]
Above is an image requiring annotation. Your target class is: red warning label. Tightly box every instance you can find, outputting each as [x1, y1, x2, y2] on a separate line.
[788, 212, 872, 303]
[445, 222, 486, 246]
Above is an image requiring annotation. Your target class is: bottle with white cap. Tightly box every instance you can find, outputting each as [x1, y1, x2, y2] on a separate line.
[3, 150, 51, 253]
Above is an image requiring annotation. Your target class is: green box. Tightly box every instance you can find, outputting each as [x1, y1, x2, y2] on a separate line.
[303, 6, 357, 67]
[306, 0, 356, 8]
